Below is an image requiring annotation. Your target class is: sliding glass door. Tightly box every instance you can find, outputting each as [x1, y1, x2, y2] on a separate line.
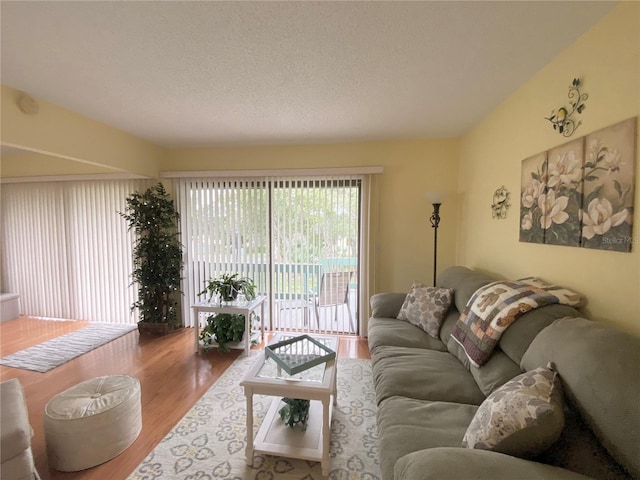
[271, 177, 359, 334]
[176, 175, 361, 335]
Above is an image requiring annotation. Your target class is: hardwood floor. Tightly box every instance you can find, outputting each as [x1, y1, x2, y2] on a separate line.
[0, 316, 371, 480]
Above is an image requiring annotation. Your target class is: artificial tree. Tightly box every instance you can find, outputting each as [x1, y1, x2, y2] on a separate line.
[121, 183, 183, 333]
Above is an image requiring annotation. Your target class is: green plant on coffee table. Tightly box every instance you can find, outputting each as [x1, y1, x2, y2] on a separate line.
[199, 312, 258, 352]
[279, 397, 310, 431]
[199, 273, 256, 303]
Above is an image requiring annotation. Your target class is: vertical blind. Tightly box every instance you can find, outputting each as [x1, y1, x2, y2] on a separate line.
[176, 177, 270, 328]
[1, 179, 151, 323]
[175, 174, 366, 335]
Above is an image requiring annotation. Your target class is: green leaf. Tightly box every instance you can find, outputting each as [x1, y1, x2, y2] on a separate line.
[613, 180, 623, 198]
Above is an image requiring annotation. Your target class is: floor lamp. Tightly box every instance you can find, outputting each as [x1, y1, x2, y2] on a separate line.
[427, 192, 446, 287]
[429, 203, 441, 286]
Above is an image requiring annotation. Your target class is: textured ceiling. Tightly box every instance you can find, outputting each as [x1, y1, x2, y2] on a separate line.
[1, 1, 615, 148]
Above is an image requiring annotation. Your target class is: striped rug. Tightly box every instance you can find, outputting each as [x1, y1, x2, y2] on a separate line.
[0, 323, 137, 372]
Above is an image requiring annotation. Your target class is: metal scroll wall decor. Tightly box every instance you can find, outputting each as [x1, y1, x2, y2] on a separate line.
[491, 186, 511, 219]
[545, 78, 589, 137]
[520, 117, 637, 252]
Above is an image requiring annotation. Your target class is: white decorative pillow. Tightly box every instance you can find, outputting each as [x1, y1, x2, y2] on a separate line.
[462, 362, 565, 458]
[397, 282, 453, 338]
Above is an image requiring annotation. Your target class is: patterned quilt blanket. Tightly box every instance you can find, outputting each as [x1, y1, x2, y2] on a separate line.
[450, 277, 583, 367]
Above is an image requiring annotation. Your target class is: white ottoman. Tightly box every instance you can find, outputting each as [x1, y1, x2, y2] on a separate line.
[44, 375, 142, 472]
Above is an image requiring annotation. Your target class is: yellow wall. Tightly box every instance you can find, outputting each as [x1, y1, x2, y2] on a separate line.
[1, 85, 161, 178]
[162, 140, 460, 293]
[458, 3, 640, 334]
[1, 152, 117, 176]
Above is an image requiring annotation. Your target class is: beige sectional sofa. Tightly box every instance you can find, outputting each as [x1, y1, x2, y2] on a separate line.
[368, 266, 639, 480]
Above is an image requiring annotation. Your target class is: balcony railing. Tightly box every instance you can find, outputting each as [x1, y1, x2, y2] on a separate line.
[194, 258, 358, 335]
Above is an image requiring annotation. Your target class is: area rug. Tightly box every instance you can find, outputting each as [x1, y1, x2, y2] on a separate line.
[0, 323, 137, 373]
[127, 355, 381, 480]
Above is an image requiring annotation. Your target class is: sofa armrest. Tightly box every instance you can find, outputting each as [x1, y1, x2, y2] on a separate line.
[0, 379, 32, 462]
[370, 292, 406, 319]
[394, 448, 591, 480]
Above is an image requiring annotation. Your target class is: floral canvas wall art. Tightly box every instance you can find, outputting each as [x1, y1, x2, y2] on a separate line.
[544, 139, 584, 246]
[519, 116, 637, 252]
[581, 118, 636, 252]
[520, 152, 547, 244]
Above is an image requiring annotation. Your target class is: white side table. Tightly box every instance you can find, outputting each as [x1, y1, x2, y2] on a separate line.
[192, 296, 266, 354]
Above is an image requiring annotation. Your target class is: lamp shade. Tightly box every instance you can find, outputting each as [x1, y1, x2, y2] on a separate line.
[426, 191, 449, 204]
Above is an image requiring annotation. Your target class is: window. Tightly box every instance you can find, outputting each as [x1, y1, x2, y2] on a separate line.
[1, 180, 151, 323]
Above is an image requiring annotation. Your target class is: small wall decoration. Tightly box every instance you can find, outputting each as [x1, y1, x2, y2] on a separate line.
[491, 186, 511, 219]
[545, 78, 589, 137]
[519, 117, 637, 252]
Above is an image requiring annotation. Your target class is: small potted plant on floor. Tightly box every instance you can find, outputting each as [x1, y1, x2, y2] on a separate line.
[199, 273, 256, 303]
[199, 313, 251, 352]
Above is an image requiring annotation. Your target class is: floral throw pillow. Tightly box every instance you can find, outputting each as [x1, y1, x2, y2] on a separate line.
[462, 362, 565, 458]
[397, 282, 453, 338]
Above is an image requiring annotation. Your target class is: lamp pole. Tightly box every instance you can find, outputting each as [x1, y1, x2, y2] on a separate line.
[430, 203, 441, 287]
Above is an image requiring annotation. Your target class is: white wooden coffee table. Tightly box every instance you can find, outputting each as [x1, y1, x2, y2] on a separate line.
[240, 334, 339, 476]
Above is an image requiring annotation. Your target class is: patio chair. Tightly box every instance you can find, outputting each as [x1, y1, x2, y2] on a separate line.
[310, 271, 355, 333]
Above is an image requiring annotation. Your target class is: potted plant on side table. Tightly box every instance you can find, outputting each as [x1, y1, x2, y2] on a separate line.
[120, 183, 184, 335]
[199, 273, 256, 303]
[198, 273, 258, 351]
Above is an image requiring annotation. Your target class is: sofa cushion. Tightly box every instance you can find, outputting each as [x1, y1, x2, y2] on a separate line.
[397, 283, 453, 338]
[367, 318, 447, 353]
[371, 346, 485, 406]
[522, 317, 640, 479]
[394, 447, 592, 480]
[469, 349, 523, 396]
[447, 334, 471, 369]
[377, 396, 478, 480]
[437, 266, 494, 314]
[535, 405, 632, 480]
[499, 303, 581, 365]
[449, 326, 539, 396]
[369, 292, 407, 318]
[462, 363, 565, 457]
[438, 309, 459, 345]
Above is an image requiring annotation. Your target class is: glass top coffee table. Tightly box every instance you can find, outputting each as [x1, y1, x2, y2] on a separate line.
[240, 333, 339, 476]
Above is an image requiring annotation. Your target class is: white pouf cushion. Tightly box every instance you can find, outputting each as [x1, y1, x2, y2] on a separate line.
[44, 375, 141, 472]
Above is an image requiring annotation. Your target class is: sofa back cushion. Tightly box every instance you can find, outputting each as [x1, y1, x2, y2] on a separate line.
[437, 266, 494, 314]
[439, 267, 524, 392]
[370, 292, 407, 319]
[499, 304, 581, 365]
[522, 317, 640, 479]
